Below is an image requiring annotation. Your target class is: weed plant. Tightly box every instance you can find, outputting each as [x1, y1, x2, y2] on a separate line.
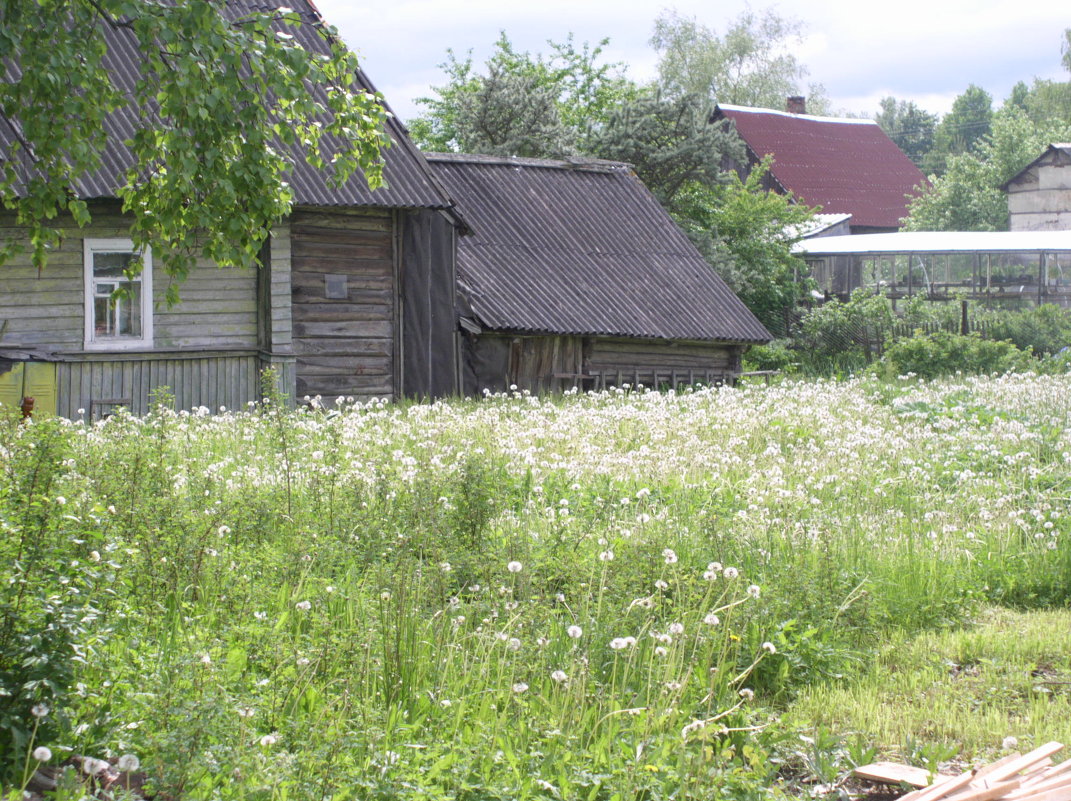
[3, 374, 1071, 798]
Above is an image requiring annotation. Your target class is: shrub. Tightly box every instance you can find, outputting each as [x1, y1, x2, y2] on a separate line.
[876, 331, 1033, 379]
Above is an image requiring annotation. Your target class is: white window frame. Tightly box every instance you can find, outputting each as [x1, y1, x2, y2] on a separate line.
[83, 238, 153, 350]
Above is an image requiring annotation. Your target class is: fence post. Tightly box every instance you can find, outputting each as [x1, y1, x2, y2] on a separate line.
[960, 299, 969, 336]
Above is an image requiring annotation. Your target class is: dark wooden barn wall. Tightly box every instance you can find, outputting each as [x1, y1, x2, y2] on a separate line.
[464, 334, 744, 395]
[290, 210, 397, 400]
[587, 338, 739, 386]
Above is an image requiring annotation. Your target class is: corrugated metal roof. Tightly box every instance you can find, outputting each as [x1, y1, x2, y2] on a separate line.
[2, 0, 454, 210]
[795, 231, 1071, 255]
[716, 104, 927, 230]
[427, 153, 771, 344]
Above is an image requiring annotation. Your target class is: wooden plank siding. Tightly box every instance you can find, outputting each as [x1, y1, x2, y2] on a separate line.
[55, 352, 262, 418]
[587, 338, 741, 389]
[0, 207, 290, 417]
[290, 209, 397, 401]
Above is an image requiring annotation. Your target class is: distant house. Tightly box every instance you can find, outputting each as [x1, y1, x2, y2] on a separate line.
[0, 0, 463, 417]
[713, 98, 927, 234]
[1003, 144, 1071, 232]
[426, 154, 770, 394]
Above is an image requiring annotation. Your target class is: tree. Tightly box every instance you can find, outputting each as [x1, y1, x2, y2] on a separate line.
[670, 157, 816, 334]
[409, 32, 635, 155]
[875, 97, 937, 169]
[650, 8, 826, 112]
[587, 91, 744, 209]
[904, 105, 1071, 231]
[924, 85, 993, 175]
[0, 0, 390, 295]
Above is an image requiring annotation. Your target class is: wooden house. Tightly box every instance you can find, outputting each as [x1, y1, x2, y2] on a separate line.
[0, 0, 463, 418]
[1003, 144, 1071, 232]
[426, 154, 770, 394]
[714, 99, 927, 234]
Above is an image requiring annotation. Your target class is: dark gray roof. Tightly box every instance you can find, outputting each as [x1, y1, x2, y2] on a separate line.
[0, 0, 453, 210]
[427, 153, 771, 344]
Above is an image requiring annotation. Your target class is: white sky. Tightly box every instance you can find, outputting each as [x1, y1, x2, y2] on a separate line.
[313, 0, 1069, 123]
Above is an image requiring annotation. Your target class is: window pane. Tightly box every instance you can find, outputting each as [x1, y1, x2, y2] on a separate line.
[92, 280, 141, 338]
[93, 251, 136, 278]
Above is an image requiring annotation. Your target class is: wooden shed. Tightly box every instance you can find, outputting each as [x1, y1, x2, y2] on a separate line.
[426, 154, 770, 394]
[0, 0, 462, 418]
[1003, 144, 1071, 232]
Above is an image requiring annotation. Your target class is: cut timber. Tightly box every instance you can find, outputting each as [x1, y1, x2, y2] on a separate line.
[913, 769, 978, 801]
[1021, 759, 1071, 789]
[939, 781, 1022, 801]
[985, 745, 1065, 785]
[855, 762, 948, 787]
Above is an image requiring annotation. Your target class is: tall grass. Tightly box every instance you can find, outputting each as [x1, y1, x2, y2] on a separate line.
[3, 374, 1071, 798]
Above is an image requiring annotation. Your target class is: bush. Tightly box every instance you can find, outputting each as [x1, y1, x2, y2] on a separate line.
[876, 331, 1033, 379]
[743, 340, 797, 373]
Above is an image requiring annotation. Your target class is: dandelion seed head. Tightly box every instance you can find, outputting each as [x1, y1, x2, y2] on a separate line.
[567, 624, 583, 638]
[117, 754, 139, 772]
[33, 746, 51, 762]
[507, 560, 523, 573]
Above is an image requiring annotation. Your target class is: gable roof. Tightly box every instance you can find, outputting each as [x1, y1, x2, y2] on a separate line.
[426, 153, 771, 344]
[0, 0, 454, 211]
[1001, 144, 1071, 191]
[715, 104, 927, 229]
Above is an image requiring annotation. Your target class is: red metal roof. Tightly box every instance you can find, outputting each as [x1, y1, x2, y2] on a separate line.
[716, 105, 927, 230]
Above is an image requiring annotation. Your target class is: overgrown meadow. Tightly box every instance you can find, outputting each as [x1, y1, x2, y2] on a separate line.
[3, 374, 1071, 800]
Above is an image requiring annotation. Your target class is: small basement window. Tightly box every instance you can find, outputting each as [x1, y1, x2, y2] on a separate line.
[83, 239, 153, 349]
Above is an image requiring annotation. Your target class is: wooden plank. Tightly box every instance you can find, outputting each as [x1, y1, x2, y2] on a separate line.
[915, 770, 978, 801]
[291, 303, 391, 322]
[1009, 774, 1071, 799]
[986, 746, 1065, 785]
[1021, 760, 1071, 789]
[292, 321, 392, 339]
[935, 781, 1021, 801]
[856, 763, 943, 788]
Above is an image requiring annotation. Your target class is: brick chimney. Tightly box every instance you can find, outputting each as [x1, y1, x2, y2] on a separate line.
[786, 96, 806, 114]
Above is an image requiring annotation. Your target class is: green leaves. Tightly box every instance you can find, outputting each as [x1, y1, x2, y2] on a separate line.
[1, 0, 391, 285]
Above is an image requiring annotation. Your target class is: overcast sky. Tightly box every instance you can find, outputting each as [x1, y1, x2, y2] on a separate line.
[314, 0, 1069, 123]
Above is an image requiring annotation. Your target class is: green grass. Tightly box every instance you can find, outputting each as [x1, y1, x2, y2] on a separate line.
[3, 374, 1071, 799]
[788, 607, 1071, 763]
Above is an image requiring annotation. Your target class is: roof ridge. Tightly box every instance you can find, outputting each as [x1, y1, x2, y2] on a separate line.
[718, 103, 877, 126]
[424, 152, 631, 173]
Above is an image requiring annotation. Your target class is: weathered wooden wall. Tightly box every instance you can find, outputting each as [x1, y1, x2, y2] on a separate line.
[463, 334, 743, 394]
[289, 209, 397, 401]
[586, 338, 740, 387]
[1008, 156, 1071, 232]
[0, 206, 295, 417]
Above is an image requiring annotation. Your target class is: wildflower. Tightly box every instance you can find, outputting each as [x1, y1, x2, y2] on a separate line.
[1003, 736, 1019, 750]
[237, 706, 255, 718]
[297, 657, 311, 666]
[380, 591, 391, 601]
[440, 699, 452, 708]
[200, 653, 212, 666]
[512, 682, 529, 694]
[567, 625, 583, 639]
[325, 586, 335, 594]
[599, 550, 614, 561]
[665, 681, 682, 691]
[681, 719, 706, 738]
[655, 646, 668, 657]
[668, 622, 684, 636]
[218, 525, 231, 537]
[708, 562, 723, 573]
[507, 637, 521, 652]
[703, 569, 718, 581]
[655, 579, 668, 590]
[31, 703, 49, 718]
[295, 600, 311, 611]
[703, 613, 720, 626]
[253, 611, 267, 620]
[723, 566, 739, 580]
[82, 757, 109, 776]
[662, 548, 678, 564]
[609, 637, 629, 650]
[33, 746, 51, 762]
[440, 562, 452, 572]
[117, 754, 139, 772]
[260, 734, 278, 747]
[89, 550, 101, 562]
[739, 688, 755, 701]
[556, 592, 566, 602]
[748, 584, 761, 599]
[551, 670, 568, 683]
[762, 641, 777, 654]
[507, 561, 523, 573]
[637, 513, 651, 524]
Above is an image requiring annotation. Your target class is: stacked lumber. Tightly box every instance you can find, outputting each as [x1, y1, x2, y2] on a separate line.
[855, 743, 1071, 801]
